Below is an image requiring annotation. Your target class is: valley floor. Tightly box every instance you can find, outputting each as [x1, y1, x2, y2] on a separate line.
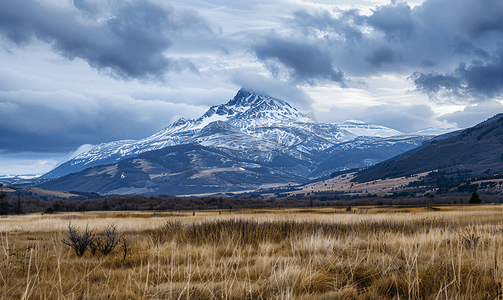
[1, 206, 503, 299]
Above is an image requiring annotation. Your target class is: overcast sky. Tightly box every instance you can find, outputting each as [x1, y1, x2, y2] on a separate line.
[1, 0, 503, 176]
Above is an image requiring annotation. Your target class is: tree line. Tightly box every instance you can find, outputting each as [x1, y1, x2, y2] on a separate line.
[0, 192, 321, 214]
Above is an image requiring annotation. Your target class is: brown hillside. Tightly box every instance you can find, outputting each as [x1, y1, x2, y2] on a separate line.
[355, 113, 503, 182]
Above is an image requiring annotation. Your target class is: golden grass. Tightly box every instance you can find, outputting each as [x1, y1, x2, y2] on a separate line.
[1, 206, 503, 299]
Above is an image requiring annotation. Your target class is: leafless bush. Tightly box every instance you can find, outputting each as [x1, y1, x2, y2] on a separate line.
[95, 224, 122, 255]
[61, 224, 95, 257]
[88, 237, 101, 256]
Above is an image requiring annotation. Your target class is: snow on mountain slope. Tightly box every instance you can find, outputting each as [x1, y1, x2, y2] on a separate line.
[332, 120, 403, 137]
[406, 127, 461, 136]
[43, 88, 433, 180]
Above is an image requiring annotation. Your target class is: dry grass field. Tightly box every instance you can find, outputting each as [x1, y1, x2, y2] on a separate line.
[1, 206, 503, 299]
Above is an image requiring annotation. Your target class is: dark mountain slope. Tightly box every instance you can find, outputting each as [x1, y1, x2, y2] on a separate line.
[354, 114, 503, 182]
[38, 144, 305, 195]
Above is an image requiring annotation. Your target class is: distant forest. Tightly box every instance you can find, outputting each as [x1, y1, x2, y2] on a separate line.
[0, 191, 493, 215]
[0, 193, 314, 214]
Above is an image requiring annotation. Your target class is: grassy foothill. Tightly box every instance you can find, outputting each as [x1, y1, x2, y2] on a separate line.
[1, 205, 503, 299]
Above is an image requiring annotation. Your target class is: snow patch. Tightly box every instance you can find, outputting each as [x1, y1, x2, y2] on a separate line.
[192, 114, 230, 130]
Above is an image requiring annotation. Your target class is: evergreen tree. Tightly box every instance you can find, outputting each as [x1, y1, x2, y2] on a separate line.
[469, 191, 481, 204]
[13, 194, 23, 215]
[0, 192, 10, 215]
[102, 199, 110, 211]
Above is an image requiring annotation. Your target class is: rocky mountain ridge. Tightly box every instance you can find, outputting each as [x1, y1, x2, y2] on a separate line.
[44, 89, 431, 180]
[37, 88, 452, 195]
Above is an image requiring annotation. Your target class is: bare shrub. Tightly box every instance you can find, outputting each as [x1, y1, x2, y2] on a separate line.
[88, 237, 101, 256]
[95, 224, 122, 255]
[61, 224, 95, 257]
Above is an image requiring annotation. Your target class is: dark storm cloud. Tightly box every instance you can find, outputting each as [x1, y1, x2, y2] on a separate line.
[459, 59, 503, 98]
[366, 47, 399, 68]
[453, 38, 490, 59]
[366, 2, 414, 41]
[404, 0, 503, 100]
[0, 0, 213, 80]
[453, 0, 503, 39]
[410, 71, 465, 95]
[253, 2, 419, 84]
[412, 52, 503, 100]
[253, 0, 503, 102]
[254, 34, 344, 83]
[0, 87, 207, 153]
[0, 125, 87, 153]
[290, 9, 363, 42]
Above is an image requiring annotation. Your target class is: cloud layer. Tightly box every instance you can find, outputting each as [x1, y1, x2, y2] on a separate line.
[0, 0, 214, 80]
[1, 0, 503, 175]
[251, 0, 503, 101]
[412, 53, 503, 100]
[0, 85, 207, 153]
[3, 0, 503, 100]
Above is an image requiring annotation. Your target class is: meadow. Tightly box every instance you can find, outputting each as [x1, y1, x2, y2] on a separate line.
[1, 205, 502, 299]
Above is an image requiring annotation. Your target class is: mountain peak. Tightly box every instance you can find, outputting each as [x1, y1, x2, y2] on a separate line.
[42, 88, 429, 182]
[226, 88, 270, 108]
[238, 87, 269, 98]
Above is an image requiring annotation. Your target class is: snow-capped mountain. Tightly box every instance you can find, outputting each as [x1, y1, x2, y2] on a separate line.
[42, 89, 441, 183]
